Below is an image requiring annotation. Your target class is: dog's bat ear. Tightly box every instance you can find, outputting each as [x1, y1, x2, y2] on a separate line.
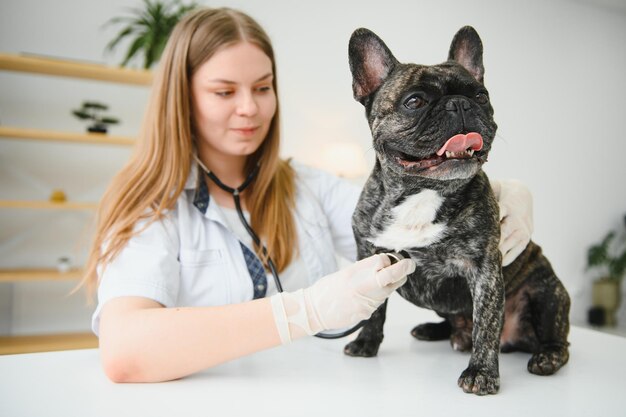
[349, 28, 398, 105]
[448, 26, 484, 83]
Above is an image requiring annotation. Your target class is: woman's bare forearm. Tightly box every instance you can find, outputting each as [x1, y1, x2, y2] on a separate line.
[98, 296, 282, 383]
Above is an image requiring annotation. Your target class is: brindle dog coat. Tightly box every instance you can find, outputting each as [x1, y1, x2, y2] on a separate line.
[344, 26, 570, 395]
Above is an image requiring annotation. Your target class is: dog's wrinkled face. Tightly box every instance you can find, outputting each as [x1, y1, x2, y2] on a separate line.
[349, 27, 497, 181]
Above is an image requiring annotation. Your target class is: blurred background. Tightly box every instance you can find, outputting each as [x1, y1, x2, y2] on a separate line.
[0, 0, 625, 344]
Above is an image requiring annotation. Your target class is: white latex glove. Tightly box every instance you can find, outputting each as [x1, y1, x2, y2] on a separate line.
[270, 254, 416, 344]
[492, 179, 534, 266]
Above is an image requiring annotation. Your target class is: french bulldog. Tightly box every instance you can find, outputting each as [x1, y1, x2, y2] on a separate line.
[344, 26, 570, 395]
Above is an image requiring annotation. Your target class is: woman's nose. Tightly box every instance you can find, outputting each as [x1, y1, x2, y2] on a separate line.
[235, 92, 259, 117]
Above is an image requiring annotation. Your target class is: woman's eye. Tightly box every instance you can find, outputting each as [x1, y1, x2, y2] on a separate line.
[256, 85, 272, 93]
[476, 92, 489, 104]
[404, 95, 427, 110]
[215, 90, 233, 97]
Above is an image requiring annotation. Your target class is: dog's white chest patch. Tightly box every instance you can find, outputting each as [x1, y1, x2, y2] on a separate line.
[369, 190, 446, 251]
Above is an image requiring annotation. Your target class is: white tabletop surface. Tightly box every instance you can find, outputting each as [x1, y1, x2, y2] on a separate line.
[1, 301, 624, 417]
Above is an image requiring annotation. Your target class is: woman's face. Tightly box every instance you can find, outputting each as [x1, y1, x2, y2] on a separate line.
[191, 42, 277, 162]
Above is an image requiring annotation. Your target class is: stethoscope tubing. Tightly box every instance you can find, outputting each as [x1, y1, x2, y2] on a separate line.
[194, 157, 406, 339]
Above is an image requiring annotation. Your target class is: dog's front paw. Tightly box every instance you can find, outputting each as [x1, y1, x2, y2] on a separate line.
[344, 338, 381, 357]
[528, 347, 569, 375]
[457, 366, 500, 395]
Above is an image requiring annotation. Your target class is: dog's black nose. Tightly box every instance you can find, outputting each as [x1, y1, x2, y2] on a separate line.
[445, 97, 471, 112]
[445, 97, 471, 128]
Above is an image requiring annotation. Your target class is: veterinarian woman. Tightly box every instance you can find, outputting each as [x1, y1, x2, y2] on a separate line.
[81, 7, 533, 383]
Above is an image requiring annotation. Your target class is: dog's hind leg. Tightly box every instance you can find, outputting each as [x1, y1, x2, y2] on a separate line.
[449, 315, 473, 351]
[344, 300, 388, 357]
[527, 275, 571, 376]
[411, 319, 451, 341]
[411, 313, 474, 351]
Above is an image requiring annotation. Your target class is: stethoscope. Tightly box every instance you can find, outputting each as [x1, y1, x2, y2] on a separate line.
[194, 155, 404, 339]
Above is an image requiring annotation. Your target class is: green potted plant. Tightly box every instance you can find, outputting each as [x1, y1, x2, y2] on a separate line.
[587, 214, 626, 326]
[104, 0, 198, 69]
[72, 101, 120, 134]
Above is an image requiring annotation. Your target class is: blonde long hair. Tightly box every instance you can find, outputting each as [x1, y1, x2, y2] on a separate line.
[81, 8, 297, 297]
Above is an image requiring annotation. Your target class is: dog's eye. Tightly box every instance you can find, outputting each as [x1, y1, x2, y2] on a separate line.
[476, 92, 489, 104]
[404, 95, 427, 110]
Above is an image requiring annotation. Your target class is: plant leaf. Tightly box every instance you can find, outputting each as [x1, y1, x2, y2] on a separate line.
[104, 0, 199, 68]
[122, 34, 150, 67]
[105, 27, 134, 53]
[72, 110, 91, 120]
[587, 243, 608, 269]
[83, 102, 108, 110]
[611, 250, 626, 281]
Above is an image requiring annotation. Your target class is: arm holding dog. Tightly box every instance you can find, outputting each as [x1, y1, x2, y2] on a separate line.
[491, 179, 534, 266]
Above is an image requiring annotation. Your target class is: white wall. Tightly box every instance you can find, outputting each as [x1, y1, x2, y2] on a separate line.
[1, 0, 625, 334]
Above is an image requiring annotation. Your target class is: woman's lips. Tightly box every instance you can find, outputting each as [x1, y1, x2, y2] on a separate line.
[231, 126, 260, 137]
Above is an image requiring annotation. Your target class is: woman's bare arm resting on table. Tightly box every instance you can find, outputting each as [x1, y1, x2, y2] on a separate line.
[98, 254, 414, 383]
[99, 296, 281, 383]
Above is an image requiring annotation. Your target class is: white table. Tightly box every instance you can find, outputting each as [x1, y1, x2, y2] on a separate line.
[1, 303, 624, 417]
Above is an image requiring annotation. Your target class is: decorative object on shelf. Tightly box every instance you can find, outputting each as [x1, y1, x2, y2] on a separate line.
[104, 0, 198, 69]
[56, 257, 72, 273]
[72, 101, 120, 134]
[587, 214, 626, 326]
[0, 51, 151, 354]
[49, 189, 67, 203]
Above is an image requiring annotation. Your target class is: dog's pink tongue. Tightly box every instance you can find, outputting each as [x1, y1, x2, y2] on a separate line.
[436, 132, 483, 156]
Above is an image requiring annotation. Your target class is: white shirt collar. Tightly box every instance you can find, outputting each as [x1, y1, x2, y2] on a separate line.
[184, 163, 200, 190]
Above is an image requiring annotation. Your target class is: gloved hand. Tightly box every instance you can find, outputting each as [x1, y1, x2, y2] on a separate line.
[492, 179, 534, 266]
[270, 254, 416, 344]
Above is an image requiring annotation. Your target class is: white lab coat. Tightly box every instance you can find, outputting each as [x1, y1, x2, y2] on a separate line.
[91, 162, 360, 334]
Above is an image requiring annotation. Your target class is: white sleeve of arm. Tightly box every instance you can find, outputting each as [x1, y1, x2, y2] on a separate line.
[92, 215, 181, 335]
[295, 163, 361, 262]
[323, 177, 360, 261]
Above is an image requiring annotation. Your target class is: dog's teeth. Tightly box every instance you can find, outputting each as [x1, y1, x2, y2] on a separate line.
[444, 149, 475, 159]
